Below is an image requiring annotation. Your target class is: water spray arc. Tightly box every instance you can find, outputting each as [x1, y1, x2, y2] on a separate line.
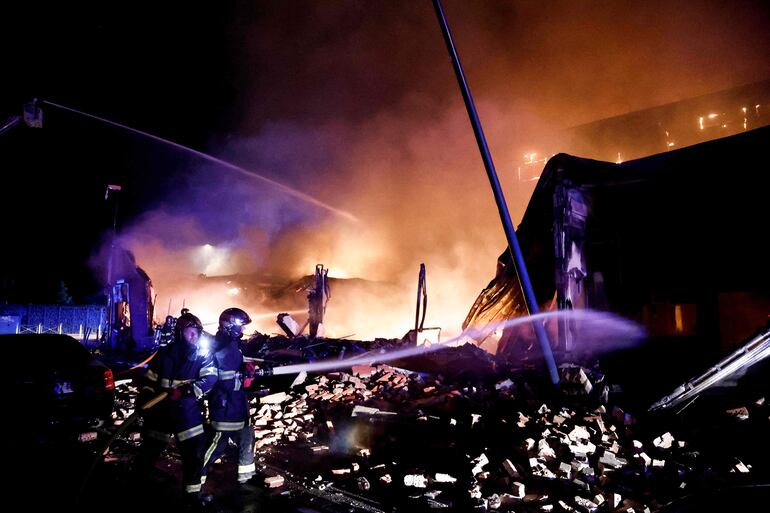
[40, 100, 359, 223]
[270, 309, 645, 376]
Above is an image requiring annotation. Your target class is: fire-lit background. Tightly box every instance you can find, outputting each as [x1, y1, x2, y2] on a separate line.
[2, 1, 769, 339]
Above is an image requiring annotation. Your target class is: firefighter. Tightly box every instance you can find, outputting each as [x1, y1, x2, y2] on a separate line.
[157, 315, 176, 347]
[201, 307, 257, 487]
[133, 312, 217, 508]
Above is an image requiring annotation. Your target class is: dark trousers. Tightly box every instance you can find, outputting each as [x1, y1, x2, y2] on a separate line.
[134, 430, 206, 494]
[201, 423, 255, 479]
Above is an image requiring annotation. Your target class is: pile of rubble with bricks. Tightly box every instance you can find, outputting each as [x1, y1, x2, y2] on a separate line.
[97, 344, 762, 512]
[245, 360, 758, 512]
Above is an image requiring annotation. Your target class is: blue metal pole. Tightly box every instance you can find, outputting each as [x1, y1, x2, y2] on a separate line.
[432, 0, 559, 385]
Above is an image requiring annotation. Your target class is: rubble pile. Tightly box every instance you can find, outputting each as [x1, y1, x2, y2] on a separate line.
[245, 362, 763, 512]
[102, 345, 766, 512]
[111, 381, 137, 425]
[243, 333, 415, 364]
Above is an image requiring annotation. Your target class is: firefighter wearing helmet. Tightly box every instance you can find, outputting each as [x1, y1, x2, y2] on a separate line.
[175, 312, 203, 339]
[201, 307, 258, 487]
[133, 311, 217, 507]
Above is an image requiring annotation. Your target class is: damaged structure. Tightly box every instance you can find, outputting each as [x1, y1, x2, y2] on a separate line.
[105, 248, 156, 353]
[67, 119, 770, 513]
[466, 124, 770, 357]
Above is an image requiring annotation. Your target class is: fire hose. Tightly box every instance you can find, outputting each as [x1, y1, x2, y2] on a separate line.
[115, 350, 158, 377]
[78, 361, 276, 499]
[78, 379, 193, 499]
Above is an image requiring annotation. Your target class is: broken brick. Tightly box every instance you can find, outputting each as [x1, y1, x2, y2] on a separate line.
[653, 432, 675, 449]
[78, 431, 98, 443]
[574, 496, 599, 513]
[502, 459, 520, 478]
[351, 365, 376, 378]
[260, 392, 288, 404]
[726, 407, 750, 420]
[264, 475, 284, 488]
[471, 453, 489, 475]
[404, 474, 428, 488]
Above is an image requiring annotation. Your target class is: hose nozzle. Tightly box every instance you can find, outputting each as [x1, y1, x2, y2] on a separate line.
[253, 367, 273, 377]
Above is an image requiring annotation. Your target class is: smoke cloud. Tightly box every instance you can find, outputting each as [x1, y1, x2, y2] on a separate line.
[106, 0, 769, 340]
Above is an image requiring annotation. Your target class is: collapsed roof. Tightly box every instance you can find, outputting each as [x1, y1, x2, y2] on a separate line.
[466, 125, 770, 353]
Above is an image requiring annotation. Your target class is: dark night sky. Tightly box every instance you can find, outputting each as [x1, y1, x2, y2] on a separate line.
[1, 1, 237, 302]
[1, 0, 769, 305]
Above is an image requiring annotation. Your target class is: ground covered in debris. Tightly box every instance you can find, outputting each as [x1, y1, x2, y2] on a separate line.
[42, 338, 769, 513]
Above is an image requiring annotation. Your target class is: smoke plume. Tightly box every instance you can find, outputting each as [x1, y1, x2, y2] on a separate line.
[108, 0, 770, 339]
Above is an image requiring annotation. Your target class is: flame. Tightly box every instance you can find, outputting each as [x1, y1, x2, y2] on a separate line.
[111, 102, 532, 343]
[128, 227, 500, 341]
[665, 131, 675, 148]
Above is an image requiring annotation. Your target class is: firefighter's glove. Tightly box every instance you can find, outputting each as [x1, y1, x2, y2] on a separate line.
[168, 387, 183, 401]
[243, 361, 257, 389]
[169, 384, 193, 401]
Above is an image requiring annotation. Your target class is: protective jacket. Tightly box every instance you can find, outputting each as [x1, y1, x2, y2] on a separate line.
[207, 331, 248, 431]
[139, 339, 217, 441]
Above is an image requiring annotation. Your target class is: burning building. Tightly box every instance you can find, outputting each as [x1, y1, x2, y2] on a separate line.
[467, 123, 770, 359]
[516, 80, 770, 182]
